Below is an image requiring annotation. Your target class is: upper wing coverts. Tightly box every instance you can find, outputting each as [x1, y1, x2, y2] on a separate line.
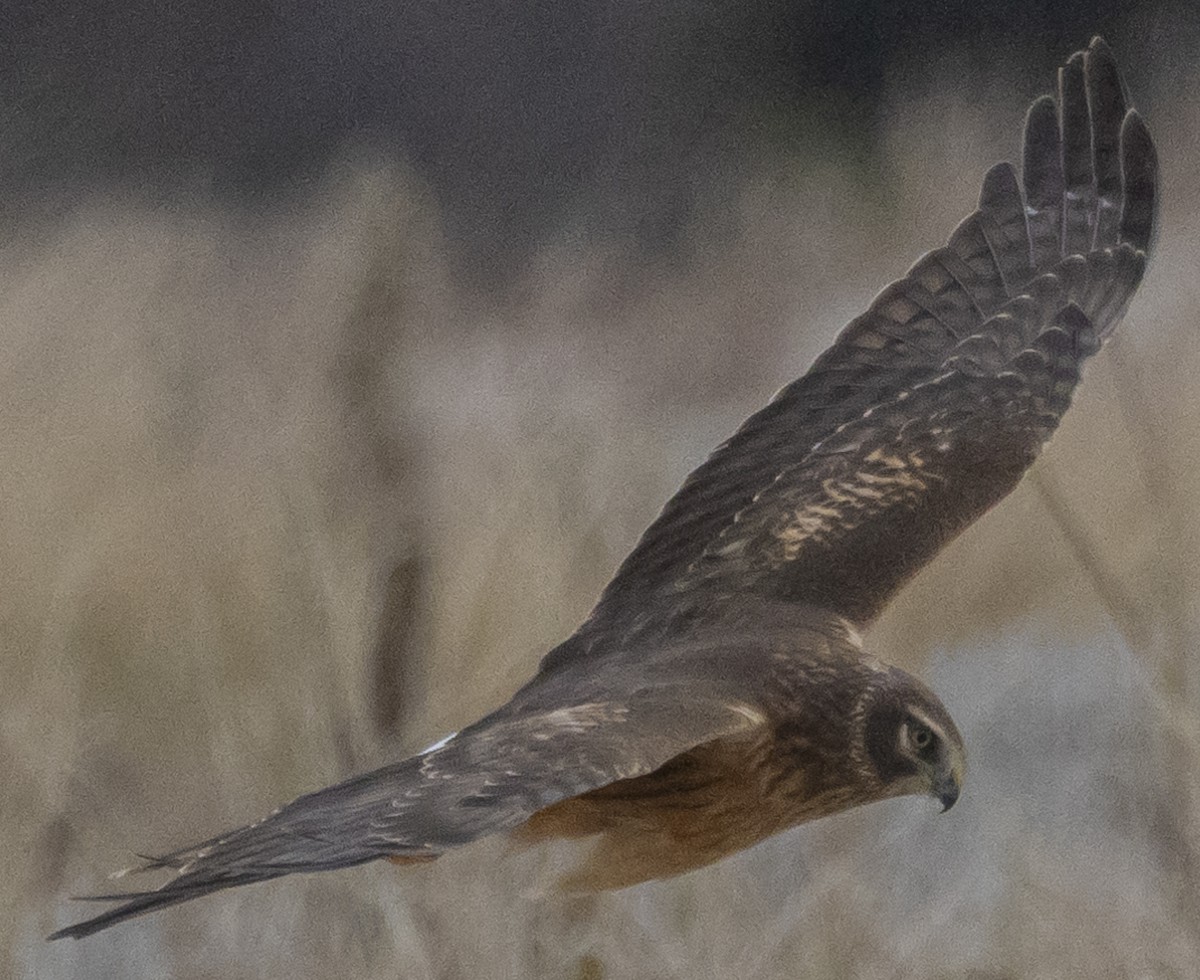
[575, 36, 1157, 638]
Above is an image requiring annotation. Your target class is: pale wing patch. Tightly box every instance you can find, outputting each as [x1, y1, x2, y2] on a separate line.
[726, 702, 769, 727]
[772, 451, 934, 561]
[834, 616, 866, 652]
[531, 704, 630, 739]
[419, 731, 458, 755]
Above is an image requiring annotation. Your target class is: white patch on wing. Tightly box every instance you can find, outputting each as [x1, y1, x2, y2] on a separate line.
[774, 505, 842, 553]
[772, 450, 932, 560]
[538, 704, 629, 733]
[728, 702, 768, 727]
[865, 447, 927, 471]
[419, 731, 458, 755]
[837, 617, 865, 651]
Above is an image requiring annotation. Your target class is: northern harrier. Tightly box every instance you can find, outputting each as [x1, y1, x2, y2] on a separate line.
[52, 37, 1157, 939]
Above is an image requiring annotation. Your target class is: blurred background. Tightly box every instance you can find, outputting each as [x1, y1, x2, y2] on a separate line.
[5, 1, 1200, 977]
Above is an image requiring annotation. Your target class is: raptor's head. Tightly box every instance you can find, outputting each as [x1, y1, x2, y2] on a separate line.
[856, 666, 966, 812]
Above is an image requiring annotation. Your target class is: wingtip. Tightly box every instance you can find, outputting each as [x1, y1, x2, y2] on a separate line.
[1121, 110, 1158, 167]
[47, 912, 129, 941]
[1026, 93, 1057, 114]
[978, 161, 1018, 208]
[45, 881, 217, 942]
[1086, 37, 1116, 75]
[1119, 109, 1159, 253]
[1059, 50, 1087, 105]
[1023, 94, 1059, 134]
[1022, 96, 1063, 210]
[47, 916, 104, 942]
[1083, 36, 1123, 100]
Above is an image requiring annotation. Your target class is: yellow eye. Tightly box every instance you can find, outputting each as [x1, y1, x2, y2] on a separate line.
[911, 724, 934, 752]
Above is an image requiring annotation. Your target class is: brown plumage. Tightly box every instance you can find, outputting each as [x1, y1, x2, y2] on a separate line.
[515, 616, 959, 891]
[52, 37, 1158, 940]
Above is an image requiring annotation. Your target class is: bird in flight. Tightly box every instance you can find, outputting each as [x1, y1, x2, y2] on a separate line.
[52, 37, 1157, 940]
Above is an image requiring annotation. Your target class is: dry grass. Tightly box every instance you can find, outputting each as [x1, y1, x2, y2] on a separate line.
[6, 53, 1200, 980]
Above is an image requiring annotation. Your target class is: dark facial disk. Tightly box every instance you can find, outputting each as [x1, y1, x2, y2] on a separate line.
[862, 674, 964, 809]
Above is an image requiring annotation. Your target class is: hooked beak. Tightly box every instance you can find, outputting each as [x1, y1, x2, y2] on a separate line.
[933, 758, 964, 812]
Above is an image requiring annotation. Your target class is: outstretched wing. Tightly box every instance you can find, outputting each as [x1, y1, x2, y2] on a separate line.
[50, 658, 770, 940]
[574, 37, 1157, 642]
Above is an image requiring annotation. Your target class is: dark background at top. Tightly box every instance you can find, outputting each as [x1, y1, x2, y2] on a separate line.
[3, 0, 1186, 289]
